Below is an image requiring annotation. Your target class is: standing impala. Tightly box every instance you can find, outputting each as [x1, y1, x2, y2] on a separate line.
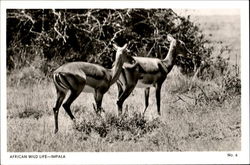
[52, 43, 130, 133]
[116, 35, 192, 116]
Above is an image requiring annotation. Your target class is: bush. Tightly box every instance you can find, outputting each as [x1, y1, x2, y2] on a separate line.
[18, 109, 43, 120]
[7, 9, 213, 75]
[74, 112, 161, 142]
[7, 66, 45, 86]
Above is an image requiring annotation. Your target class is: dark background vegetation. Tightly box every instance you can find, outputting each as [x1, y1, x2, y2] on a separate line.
[7, 9, 238, 81]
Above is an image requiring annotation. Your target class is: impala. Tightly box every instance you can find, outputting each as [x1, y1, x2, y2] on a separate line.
[52, 43, 131, 133]
[116, 34, 192, 116]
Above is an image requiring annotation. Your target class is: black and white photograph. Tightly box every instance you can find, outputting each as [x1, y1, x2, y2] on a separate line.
[1, 0, 249, 164]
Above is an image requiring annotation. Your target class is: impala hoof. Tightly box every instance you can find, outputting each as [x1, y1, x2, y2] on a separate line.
[117, 110, 123, 117]
[101, 108, 105, 113]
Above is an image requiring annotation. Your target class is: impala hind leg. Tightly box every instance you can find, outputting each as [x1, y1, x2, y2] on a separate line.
[62, 89, 82, 120]
[53, 72, 86, 133]
[53, 90, 67, 133]
[61, 74, 85, 122]
[142, 87, 150, 116]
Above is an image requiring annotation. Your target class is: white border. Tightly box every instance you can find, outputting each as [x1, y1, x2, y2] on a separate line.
[1, 1, 249, 165]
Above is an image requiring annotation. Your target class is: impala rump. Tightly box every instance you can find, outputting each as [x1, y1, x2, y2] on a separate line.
[53, 72, 86, 92]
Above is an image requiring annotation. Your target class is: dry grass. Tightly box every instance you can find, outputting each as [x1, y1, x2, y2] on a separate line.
[7, 68, 241, 152]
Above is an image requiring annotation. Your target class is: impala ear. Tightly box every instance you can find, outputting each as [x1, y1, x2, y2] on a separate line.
[113, 44, 119, 50]
[167, 34, 175, 42]
[113, 43, 128, 50]
[122, 43, 128, 49]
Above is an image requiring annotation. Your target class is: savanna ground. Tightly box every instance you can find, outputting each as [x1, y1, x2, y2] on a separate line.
[7, 15, 241, 152]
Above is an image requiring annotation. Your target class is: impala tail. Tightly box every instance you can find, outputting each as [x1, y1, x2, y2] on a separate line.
[53, 72, 70, 91]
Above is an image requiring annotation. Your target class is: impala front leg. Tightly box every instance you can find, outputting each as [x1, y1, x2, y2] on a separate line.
[117, 84, 136, 116]
[143, 87, 150, 116]
[155, 82, 163, 116]
[94, 90, 104, 115]
[117, 82, 124, 99]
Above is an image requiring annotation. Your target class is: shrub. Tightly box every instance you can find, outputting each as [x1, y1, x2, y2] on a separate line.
[18, 108, 43, 120]
[7, 66, 45, 86]
[7, 9, 214, 76]
[74, 112, 161, 142]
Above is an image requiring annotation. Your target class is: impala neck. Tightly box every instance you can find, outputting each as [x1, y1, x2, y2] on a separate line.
[162, 40, 177, 73]
[109, 52, 124, 85]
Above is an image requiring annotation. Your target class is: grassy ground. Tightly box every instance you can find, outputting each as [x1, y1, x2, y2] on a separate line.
[7, 15, 241, 152]
[7, 68, 241, 152]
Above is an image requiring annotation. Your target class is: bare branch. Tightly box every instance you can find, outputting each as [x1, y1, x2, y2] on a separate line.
[52, 9, 68, 43]
[8, 10, 35, 24]
[96, 28, 125, 57]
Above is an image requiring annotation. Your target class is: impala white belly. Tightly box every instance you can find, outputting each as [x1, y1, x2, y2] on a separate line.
[136, 80, 154, 88]
[83, 85, 95, 93]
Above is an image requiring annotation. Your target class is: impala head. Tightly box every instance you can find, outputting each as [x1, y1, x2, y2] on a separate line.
[113, 43, 130, 62]
[111, 43, 133, 84]
[167, 34, 192, 57]
[113, 43, 134, 65]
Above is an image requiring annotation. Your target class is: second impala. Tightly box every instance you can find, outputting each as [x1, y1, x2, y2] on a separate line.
[116, 34, 192, 116]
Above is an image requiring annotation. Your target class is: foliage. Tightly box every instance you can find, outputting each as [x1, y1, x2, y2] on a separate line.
[7, 9, 213, 75]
